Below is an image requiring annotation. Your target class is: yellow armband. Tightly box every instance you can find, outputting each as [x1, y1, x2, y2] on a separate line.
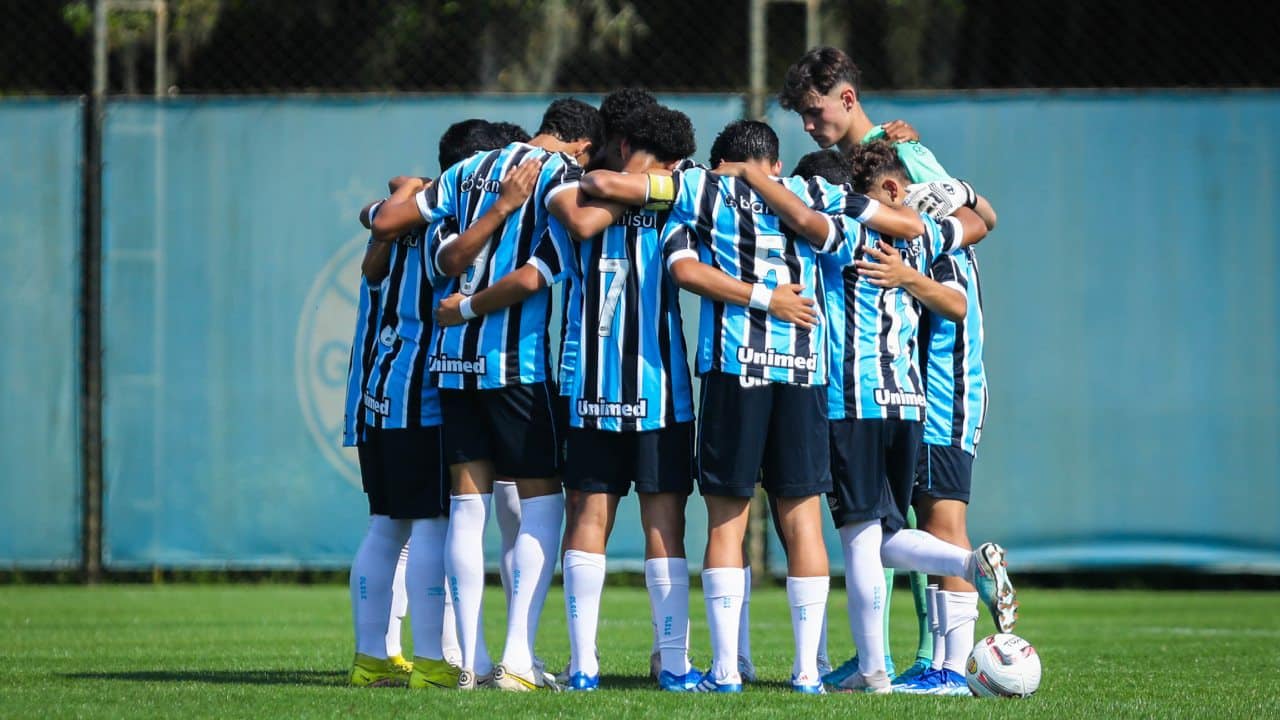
[643, 173, 676, 211]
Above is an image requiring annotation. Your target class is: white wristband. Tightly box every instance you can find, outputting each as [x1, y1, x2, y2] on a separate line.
[459, 296, 478, 320]
[748, 283, 773, 311]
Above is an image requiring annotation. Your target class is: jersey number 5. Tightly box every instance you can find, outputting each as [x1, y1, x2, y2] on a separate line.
[753, 233, 789, 287]
[597, 257, 630, 337]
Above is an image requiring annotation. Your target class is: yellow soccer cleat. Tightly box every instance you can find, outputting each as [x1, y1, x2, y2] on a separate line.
[389, 654, 414, 675]
[350, 653, 407, 687]
[409, 657, 461, 689]
[492, 662, 562, 692]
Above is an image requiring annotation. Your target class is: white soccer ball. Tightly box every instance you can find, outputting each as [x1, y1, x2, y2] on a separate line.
[965, 633, 1042, 698]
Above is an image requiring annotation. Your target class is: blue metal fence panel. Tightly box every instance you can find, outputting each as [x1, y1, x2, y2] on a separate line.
[766, 92, 1280, 573]
[100, 96, 742, 568]
[0, 100, 82, 567]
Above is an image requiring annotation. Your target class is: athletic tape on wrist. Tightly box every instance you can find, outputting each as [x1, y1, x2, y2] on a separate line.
[748, 283, 774, 311]
[459, 296, 478, 321]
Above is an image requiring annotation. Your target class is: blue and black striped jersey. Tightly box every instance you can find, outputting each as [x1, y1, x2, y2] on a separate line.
[821, 214, 966, 421]
[921, 247, 986, 454]
[661, 167, 878, 386]
[558, 274, 581, 396]
[342, 272, 381, 446]
[567, 201, 694, 432]
[416, 141, 581, 389]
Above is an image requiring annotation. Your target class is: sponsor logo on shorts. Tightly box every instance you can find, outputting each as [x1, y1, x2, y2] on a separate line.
[736, 345, 817, 372]
[874, 388, 927, 408]
[362, 392, 391, 417]
[577, 398, 648, 418]
[428, 354, 487, 375]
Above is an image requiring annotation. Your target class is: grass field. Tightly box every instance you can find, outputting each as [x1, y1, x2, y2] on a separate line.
[2, 584, 1278, 719]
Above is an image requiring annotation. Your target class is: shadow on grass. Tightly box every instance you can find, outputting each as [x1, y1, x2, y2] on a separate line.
[64, 670, 346, 686]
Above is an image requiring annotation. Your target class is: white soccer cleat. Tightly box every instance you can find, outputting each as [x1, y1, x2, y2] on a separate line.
[492, 662, 562, 692]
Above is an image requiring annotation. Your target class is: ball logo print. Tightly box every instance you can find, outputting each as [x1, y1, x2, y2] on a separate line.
[294, 233, 368, 490]
[965, 633, 1042, 698]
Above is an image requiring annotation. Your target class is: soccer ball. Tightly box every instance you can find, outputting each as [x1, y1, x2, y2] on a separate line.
[965, 633, 1041, 698]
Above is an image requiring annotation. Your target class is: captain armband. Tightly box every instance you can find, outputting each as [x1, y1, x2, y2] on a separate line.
[643, 173, 676, 211]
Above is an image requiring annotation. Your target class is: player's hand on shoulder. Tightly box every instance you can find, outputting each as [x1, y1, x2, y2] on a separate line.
[855, 240, 915, 288]
[497, 157, 544, 212]
[882, 119, 920, 143]
[387, 175, 428, 194]
[435, 293, 467, 327]
[713, 161, 749, 178]
[904, 177, 976, 220]
[767, 283, 819, 330]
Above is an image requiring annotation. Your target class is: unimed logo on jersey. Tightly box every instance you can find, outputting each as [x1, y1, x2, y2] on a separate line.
[294, 233, 366, 490]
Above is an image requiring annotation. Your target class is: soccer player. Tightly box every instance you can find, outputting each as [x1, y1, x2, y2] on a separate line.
[725, 139, 1012, 694]
[778, 45, 1001, 685]
[372, 98, 617, 692]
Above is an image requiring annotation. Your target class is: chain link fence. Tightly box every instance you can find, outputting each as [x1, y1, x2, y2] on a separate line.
[4, 0, 1278, 97]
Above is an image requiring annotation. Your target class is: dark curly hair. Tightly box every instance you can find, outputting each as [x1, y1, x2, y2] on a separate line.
[708, 120, 778, 167]
[488, 121, 530, 146]
[620, 105, 696, 163]
[537, 97, 605, 155]
[779, 46, 862, 111]
[599, 87, 657, 140]
[438, 118, 494, 171]
[848, 139, 908, 194]
[791, 149, 852, 185]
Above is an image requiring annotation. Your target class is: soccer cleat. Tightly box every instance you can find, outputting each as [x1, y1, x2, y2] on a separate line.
[791, 672, 826, 694]
[737, 655, 758, 683]
[893, 658, 933, 685]
[455, 668, 494, 691]
[692, 674, 743, 693]
[388, 654, 414, 674]
[566, 672, 600, 691]
[658, 667, 703, 692]
[821, 654, 896, 686]
[492, 662, 562, 692]
[349, 653, 406, 687]
[835, 669, 892, 695]
[408, 657, 460, 689]
[892, 668, 971, 696]
[972, 542, 1018, 632]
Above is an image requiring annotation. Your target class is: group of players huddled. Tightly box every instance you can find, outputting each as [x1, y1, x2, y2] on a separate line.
[342, 47, 1016, 696]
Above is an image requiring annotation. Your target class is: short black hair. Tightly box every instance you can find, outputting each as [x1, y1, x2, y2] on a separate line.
[791, 149, 852, 185]
[488, 121, 530, 146]
[537, 97, 605, 155]
[709, 120, 779, 167]
[620, 105, 696, 163]
[599, 87, 657, 140]
[849, 139, 908, 194]
[779, 46, 862, 110]
[438, 118, 494, 171]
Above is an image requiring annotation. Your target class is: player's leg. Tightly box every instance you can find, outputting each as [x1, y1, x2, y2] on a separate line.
[350, 429, 414, 686]
[439, 389, 498, 688]
[767, 490, 831, 677]
[491, 381, 566, 691]
[492, 480, 521, 604]
[636, 421, 699, 691]
[897, 504, 933, 682]
[738, 541, 755, 682]
[386, 541, 410, 671]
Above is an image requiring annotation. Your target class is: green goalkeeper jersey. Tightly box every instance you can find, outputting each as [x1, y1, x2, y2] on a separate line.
[861, 125, 950, 183]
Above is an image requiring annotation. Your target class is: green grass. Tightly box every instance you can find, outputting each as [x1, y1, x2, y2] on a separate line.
[2, 585, 1278, 718]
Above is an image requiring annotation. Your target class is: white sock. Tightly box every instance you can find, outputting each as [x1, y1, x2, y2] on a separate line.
[702, 567, 744, 684]
[406, 519, 448, 661]
[493, 481, 522, 605]
[501, 493, 564, 672]
[386, 541, 409, 657]
[351, 515, 411, 658]
[445, 493, 492, 673]
[840, 520, 886, 676]
[818, 611, 830, 670]
[927, 584, 945, 670]
[738, 565, 753, 664]
[941, 591, 979, 674]
[645, 557, 691, 675]
[441, 581, 462, 666]
[564, 550, 606, 677]
[880, 528, 970, 578]
[786, 576, 829, 681]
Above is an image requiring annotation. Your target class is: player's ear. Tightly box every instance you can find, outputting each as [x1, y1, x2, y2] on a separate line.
[771, 159, 783, 175]
[840, 85, 856, 111]
[883, 177, 900, 203]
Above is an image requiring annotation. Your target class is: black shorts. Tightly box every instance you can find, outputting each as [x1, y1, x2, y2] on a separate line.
[564, 423, 695, 496]
[913, 443, 974, 503]
[554, 391, 571, 463]
[827, 418, 923, 531]
[696, 372, 831, 499]
[357, 426, 449, 519]
[438, 382, 563, 479]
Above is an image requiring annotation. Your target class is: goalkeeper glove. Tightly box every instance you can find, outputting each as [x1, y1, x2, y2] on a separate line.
[904, 178, 977, 219]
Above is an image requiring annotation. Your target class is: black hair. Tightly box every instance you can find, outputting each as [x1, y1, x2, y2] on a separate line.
[708, 120, 779, 167]
[599, 87, 657, 140]
[537, 97, 605, 155]
[438, 118, 494, 171]
[779, 46, 862, 110]
[790, 149, 852, 185]
[488, 121, 530, 146]
[620, 105, 696, 163]
[848, 139, 909, 194]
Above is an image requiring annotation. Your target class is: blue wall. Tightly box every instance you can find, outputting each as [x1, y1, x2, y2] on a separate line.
[4, 92, 1277, 572]
[0, 101, 82, 568]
